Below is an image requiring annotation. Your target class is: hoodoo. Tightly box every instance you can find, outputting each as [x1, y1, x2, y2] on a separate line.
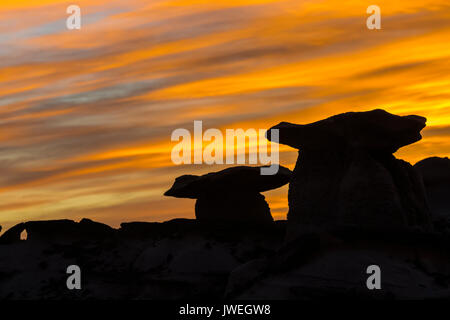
[164, 166, 292, 223]
[266, 109, 432, 232]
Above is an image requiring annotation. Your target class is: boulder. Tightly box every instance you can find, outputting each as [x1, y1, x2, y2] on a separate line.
[266, 109, 432, 234]
[414, 157, 450, 232]
[164, 166, 292, 223]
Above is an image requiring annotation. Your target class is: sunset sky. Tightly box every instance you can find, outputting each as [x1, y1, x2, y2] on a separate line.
[1, 0, 449, 233]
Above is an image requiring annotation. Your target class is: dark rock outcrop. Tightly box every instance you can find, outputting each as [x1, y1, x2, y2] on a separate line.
[164, 166, 292, 223]
[266, 109, 432, 234]
[0, 218, 285, 299]
[226, 227, 450, 299]
[414, 157, 450, 232]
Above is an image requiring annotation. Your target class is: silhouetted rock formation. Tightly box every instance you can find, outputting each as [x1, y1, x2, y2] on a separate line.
[266, 109, 432, 234]
[414, 157, 450, 232]
[164, 166, 292, 223]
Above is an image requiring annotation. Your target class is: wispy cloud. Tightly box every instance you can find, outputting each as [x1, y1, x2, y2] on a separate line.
[1, 0, 450, 232]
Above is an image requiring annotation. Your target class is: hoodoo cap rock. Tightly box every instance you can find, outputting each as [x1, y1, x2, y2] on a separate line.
[164, 165, 292, 199]
[266, 109, 426, 153]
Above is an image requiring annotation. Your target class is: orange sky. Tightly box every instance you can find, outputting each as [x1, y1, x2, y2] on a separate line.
[1, 0, 449, 233]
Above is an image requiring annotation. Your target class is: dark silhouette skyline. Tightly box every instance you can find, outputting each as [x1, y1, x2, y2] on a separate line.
[1, 109, 449, 300]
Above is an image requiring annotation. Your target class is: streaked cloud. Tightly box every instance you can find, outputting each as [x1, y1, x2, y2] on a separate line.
[1, 0, 449, 232]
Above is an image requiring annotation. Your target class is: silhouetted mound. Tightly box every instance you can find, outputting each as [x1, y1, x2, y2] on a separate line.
[164, 166, 292, 223]
[0, 219, 115, 244]
[267, 109, 432, 235]
[415, 157, 450, 184]
[414, 157, 450, 232]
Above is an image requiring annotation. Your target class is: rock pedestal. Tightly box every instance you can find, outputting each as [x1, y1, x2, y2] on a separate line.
[164, 166, 292, 223]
